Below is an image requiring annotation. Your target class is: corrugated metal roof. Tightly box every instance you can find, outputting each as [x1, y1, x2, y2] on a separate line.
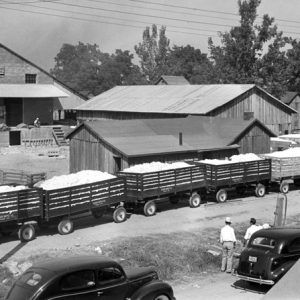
[280, 91, 299, 105]
[69, 116, 275, 157]
[156, 75, 190, 85]
[76, 84, 295, 115]
[0, 84, 69, 98]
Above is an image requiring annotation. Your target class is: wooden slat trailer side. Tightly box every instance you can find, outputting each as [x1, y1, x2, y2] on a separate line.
[42, 177, 127, 235]
[0, 188, 43, 242]
[197, 159, 272, 203]
[265, 156, 300, 194]
[0, 169, 46, 187]
[118, 164, 206, 216]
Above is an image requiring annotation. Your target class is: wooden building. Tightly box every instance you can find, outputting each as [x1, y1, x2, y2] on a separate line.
[75, 84, 296, 136]
[0, 43, 86, 126]
[281, 91, 300, 131]
[66, 116, 275, 174]
[155, 75, 190, 85]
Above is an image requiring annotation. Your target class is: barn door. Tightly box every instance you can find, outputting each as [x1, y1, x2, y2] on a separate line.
[113, 156, 122, 174]
[4, 98, 23, 126]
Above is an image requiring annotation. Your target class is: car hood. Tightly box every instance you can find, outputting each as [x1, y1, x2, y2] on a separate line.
[125, 266, 157, 281]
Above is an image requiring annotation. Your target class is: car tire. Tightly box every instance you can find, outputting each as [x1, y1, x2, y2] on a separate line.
[189, 192, 201, 208]
[279, 181, 289, 194]
[216, 189, 227, 203]
[113, 206, 127, 223]
[57, 219, 74, 235]
[18, 224, 36, 242]
[144, 201, 157, 216]
[255, 183, 266, 197]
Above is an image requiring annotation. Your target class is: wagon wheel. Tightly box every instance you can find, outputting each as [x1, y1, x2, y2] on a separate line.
[279, 181, 289, 194]
[92, 208, 106, 219]
[57, 219, 74, 235]
[255, 183, 266, 197]
[113, 206, 127, 223]
[169, 195, 180, 204]
[18, 224, 36, 243]
[189, 192, 201, 208]
[143, 201, 157, 217]
[216, 189, 227, 203]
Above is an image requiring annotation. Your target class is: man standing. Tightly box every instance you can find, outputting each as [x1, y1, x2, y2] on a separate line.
[220, 217, 236, 273]
[244, 218, 260, 246]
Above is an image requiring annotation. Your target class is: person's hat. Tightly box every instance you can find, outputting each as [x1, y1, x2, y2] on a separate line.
[250, 218, 256, 224]
[225, 217, 231, 223]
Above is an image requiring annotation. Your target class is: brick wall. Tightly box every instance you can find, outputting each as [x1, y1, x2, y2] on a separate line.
[0, 47, 53, 84]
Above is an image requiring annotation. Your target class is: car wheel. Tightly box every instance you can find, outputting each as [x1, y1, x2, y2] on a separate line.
[255, 183, 266, 197]
[189, 192, 201, 208]
[57, 219, 74, 235]
[216, 189, 227, 203]
[18, 224, 36, 242]
[113, 206, 127, 223]
[279, 181, 289, 194]
[153, 295, 170, 300]
[144, 201, 157, 216]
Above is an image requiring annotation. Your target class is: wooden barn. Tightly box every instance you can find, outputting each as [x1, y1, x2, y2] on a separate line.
[66, 116, 276, 174]
[280, 91, 300, 131]
[0, 43, 87, 126]
[75, 84, 296, 136]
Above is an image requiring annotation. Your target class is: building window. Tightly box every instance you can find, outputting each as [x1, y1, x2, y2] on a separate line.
[25, 74, 37, 83]
[0, 67, 5, 77]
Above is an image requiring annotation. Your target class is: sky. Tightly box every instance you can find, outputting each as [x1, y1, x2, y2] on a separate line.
[1, 0, 300, 71]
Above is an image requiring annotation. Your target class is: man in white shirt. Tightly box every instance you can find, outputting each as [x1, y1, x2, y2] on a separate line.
[220, 217, 236, 273]
[244, 218, 260, 246]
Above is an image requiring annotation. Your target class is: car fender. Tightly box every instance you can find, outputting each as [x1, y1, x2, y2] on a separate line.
[272, 260, 296, 279]
[131, 280, 174, 300]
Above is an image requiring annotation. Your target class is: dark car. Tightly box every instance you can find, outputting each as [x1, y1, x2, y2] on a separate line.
[5, 255, 176, 300]
[236, 227, 300, 285]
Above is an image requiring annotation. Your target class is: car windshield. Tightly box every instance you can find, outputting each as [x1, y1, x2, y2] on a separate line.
[251, 236, 276, 249]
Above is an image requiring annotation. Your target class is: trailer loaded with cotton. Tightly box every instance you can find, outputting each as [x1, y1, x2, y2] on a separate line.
[0, 171, 126, 242]
[117, 162, 206, 216]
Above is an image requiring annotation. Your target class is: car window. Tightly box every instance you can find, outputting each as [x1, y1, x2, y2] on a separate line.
[251, 236, 276, 248]
[288, 237, 300, 253]
[60, 270, 95, 291]
[97, 267, 124, 285]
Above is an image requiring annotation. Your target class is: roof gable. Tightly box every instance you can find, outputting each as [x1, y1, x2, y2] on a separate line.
[280, 91, 299, 105]
[155, 75, 190, 85]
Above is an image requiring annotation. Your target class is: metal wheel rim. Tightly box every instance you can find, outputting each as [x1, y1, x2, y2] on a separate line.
[258, 188, 265, 196]
[281, 185, 288, 193]
[23, 227, 34, 240]
[116, 210, 126, 221]
[62, 222, 72, 233]
[147, 204, 155, 215]
[154, 295, 169, 300]
[192, 197, 200, 206]
[219, 192, 226, 202]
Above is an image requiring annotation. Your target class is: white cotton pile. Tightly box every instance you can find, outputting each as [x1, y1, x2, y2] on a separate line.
[265, 147, 300, 158]
[271, 137, 297, 144]
[38, 170, 116, 190]
[199, 153, 262, 165]
[122, 161, 193, 173]
[279, 134, 300, 139]
[0, 185, 27, 193]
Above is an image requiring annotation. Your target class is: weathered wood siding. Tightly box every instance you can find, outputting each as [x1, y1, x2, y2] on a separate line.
[209, 88, 293, 135]
[69, 126, 128, 174]
[288, 95, 300, 131]
[233, 123, 271, 154]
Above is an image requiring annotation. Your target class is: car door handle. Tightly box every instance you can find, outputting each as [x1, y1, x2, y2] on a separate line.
[97, 291, 104, 296]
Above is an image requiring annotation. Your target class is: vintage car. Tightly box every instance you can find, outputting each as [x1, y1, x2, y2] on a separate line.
[5, 255, 176, 300]
[236, 227, 300, 285]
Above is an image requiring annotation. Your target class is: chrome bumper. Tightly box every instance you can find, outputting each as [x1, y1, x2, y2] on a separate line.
[234, 273, 275, 285]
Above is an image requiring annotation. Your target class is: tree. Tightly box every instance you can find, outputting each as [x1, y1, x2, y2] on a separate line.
[286, 39, 300, 93]
[134, 24, 170, 83]
[51, 42, 145, 96]
[166, 45, 215, 84]
[208, 0, 290, 97]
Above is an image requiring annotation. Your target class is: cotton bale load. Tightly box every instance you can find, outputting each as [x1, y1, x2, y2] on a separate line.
[118, 161, 206, 216]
